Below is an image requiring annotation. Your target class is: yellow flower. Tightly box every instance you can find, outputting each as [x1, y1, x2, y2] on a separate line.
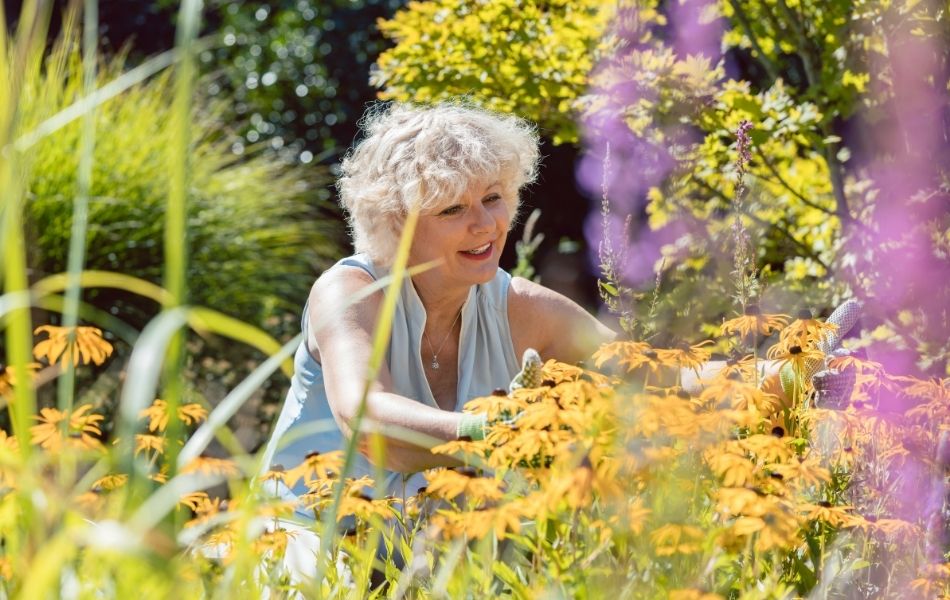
[541, 359, 613, 387]
[179, 491, 211, 512]
[711, 354, 758, 383]
[185, 494, 228, 527]
[253, 527, 298, 559]
[769, 453, 830, 488]
[284, 450, 343, 488]
[627, 498, 651, 534]
[431, 500, 527, 541]
[33, 325, 114, 367]
[30, 404, 104, 453]
[430, 437, 490, 457]
[909, 563, 950, 599]
[180, 456, 241, 479]
[731, 509, 801, 552]
[134, 434, 166, 457]
[705, 447, 757, 487]
[697, 379, 780, 415]
[0, 363, 41, 396]
[592, 341, 669, 375]
[92, 473, 128, 491]
[656, 340, 714, 371]
[650, 523, 704, 556]
[337, 491, 399, 522]
[424, 467, 505, 504]
[670, 590, 724, 600]
[765, 342, 824, 369]
[778, 312, 839, 351]
[139, 399, 208, 433]
[798, 501, 856, 528]
[720, 306, 789, 338]
[738, 434, 792, 463]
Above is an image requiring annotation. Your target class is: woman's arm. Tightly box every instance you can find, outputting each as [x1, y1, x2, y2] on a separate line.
[505, 280, 790, 402]
[507, 276, 617, 364]
[309, 267, 463, 473]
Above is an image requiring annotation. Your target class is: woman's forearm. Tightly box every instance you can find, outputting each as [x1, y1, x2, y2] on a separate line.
[336, 389, 465, 472]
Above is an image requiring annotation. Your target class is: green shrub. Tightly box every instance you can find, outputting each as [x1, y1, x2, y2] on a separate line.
[22, 37, 341, 332]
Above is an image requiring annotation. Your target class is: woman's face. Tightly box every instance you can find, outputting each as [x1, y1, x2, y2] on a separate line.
[409, 180, 511, 290]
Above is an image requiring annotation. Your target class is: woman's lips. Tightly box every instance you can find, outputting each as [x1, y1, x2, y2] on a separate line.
[459, 242, 493, 261]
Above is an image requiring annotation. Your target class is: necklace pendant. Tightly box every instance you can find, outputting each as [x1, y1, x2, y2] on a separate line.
[431, 358, 440, 370]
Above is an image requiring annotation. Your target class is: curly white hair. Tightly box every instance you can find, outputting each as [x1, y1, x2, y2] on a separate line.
[336, 102, 541, 266]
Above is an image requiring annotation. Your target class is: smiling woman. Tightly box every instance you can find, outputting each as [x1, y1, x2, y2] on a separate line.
[261, 102, 615, 512]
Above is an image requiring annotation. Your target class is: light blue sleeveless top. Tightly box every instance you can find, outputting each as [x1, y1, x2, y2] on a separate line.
[261, 254, 520, 513]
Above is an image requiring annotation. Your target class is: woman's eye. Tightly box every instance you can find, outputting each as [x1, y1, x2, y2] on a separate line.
[484, 194, 501, 204]
[438, 205, 463, 216]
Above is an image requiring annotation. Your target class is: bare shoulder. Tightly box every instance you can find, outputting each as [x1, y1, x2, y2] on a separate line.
[507, 276, 615, 363]
[306, 265, 384, 351]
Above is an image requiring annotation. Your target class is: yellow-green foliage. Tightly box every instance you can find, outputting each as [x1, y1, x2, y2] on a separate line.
[372, 0, 949, 373]
[372, 0, 628, 144]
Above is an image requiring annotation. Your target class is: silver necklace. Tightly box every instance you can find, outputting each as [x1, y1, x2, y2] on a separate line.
[424, 308, 462, 370]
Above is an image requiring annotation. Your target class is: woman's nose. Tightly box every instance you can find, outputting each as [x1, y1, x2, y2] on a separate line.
[470, 202, 497, 233]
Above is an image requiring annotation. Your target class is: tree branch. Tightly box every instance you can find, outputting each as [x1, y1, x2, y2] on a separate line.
[690, 174, 832, 274]
[754, 147, 837, 216]
[727, 0, 780, 81]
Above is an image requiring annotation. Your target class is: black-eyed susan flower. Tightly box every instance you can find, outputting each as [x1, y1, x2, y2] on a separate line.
[139, 399, 208, 433]
[627, 497, 651, 535]
[720, 305, 789, 339]
[337, 492, 399, 522]
[778, 309, 840, 352]
[769, 453, 830, 488]
[424, 467, 505, 505]
[656, 340, 714, 372]
[252, 527, 298, 559]
[180, 456, 241, 479]
[650, 523, 704, 556]
[698, 379, 780, 415]
[909, 563, 950, 599]
[33, 325, 114, 367]
[0, 363, 41, 396]
[433, 500, 526, 541]
[592, 341, 668, 375]
[704, 446, 756, 487]
[284, 450, 343, 488]
[731, 505, 801, 552]
[30, 404, 104, 453]
[134, 433, 166, 458]
[797, 501, 856, 528]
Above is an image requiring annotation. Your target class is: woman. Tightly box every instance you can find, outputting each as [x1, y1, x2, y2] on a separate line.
[262, 102, 615, 506]
[261, 101, 860, 514]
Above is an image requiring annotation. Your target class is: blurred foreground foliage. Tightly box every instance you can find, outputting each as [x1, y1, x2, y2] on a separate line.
[373, 0, 950, 375]
[2, 319, 948, 597]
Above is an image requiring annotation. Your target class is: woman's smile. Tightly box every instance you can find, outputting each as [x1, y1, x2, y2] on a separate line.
[459, 241, 494, 260]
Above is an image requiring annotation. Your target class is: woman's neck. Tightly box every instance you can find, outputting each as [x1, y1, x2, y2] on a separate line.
[412, 275, 469, 328]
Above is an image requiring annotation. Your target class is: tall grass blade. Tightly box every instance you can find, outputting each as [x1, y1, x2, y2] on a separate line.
[115, 306, 190, 477]
[56, 0, 99, 416]
[1, 0, 52, 458]
[177, 333, 301, 467]
[187, 307, 296, 377]
[161, 0, 203, 481]
[32, 269, 173, 305]
[312, 208, 423, 594]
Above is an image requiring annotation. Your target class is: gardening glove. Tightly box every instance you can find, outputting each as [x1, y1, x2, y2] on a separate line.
[811, 348, 858, 409]
[456, 348, 541, 441]
[780, 299, 862, 406]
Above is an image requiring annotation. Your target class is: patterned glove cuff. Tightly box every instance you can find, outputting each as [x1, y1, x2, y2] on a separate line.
[457, 412, 488, 441]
